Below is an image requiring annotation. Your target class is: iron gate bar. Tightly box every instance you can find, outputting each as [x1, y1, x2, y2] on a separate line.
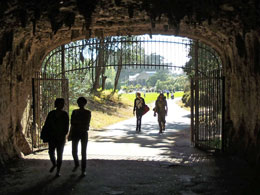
[54, 64, 189, 77]
[42, 36, 196, 75]
[191, 78, 195, 144]
[31, 74, 69, 151]
[222, 76, 226, 151]
[195, 40, 199, 147]
[40, 35, 224, 153]
[191, 71, 223, 151]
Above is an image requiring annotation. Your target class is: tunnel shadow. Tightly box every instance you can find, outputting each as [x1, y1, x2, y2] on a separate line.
[0, 159, 89, 195]
[1, 157, 259, 195]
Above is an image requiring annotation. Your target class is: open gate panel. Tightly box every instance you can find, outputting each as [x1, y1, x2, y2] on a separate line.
[31, 74, 69, 151]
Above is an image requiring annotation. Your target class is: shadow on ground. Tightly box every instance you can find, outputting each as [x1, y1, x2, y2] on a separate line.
[0, 157, 259, 195]
[90, 120, 200, 165]
[1, 100, 259, 194]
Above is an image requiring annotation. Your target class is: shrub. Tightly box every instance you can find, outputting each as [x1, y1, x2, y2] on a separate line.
[182, 91, 191, 107]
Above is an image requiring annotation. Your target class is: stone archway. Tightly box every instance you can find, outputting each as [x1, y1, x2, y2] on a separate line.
[0, 0, 259, 166]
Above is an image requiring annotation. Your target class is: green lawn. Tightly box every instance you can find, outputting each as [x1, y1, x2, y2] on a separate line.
[120, 91, 184, 104]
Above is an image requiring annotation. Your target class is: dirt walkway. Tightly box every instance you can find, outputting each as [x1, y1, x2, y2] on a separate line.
[0, 99, 259, 195]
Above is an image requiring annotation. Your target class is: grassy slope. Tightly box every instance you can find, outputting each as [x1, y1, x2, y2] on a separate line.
[69, 93, 133, 130]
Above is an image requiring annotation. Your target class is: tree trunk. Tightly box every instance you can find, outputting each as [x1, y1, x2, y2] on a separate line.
[100, 51, 109, 91]
[114, 54, 123, 92]
[101, 76, 107, 90]
[92, 38, 104, 93]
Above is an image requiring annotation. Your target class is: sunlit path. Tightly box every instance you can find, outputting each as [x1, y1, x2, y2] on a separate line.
[62, 98, 203, 164]
[87, 98, 190, 159]
[28, 98, 207, 165]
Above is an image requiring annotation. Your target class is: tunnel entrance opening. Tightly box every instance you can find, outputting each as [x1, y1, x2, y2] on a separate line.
[29, 35, 224, 154]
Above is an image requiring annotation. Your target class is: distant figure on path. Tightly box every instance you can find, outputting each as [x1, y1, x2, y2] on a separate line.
[171, 92, 174, 100]
[154, 93, 168, 133]
[69, 97, 91, 176]
[41, 98, 69, 177]
[133, 92, 145, 132]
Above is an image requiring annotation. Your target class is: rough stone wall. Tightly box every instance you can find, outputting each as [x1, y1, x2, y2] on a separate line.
[0, 0, 259, 166]
[0, 30, 45, 164]
[224, 32, 260, 163]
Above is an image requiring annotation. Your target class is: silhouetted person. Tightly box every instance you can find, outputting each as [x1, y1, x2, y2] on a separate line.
[133, 92, 145, 132]
[70, 97, 91, 176]
[42, 98, 69, 177]
[154, 93, 168, 133]
[171, 92, 174, 99]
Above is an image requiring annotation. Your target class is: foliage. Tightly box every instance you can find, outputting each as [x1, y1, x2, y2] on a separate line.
[183, 41, 221, 78]
[182, 91, 191, 107]
[104, 68, 116, 89]
[42, 36, 190, 107]
[67, 71, 92, 105]
[153, 74, 188, 92]
[146, 70, 169, 87]
[135, 84, 142, 90]
[182, 40, 222, 107]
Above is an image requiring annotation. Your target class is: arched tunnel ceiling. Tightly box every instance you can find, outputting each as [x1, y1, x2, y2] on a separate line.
[0, 0, 259, 54]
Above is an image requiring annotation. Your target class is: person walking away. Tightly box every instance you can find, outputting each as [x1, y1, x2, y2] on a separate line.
[70, 97, 91, 176]
[154, 93, 168, 133]
[41, 98, 69, 177]
[171, 92, 174, 100]
[133, 92, 145, 132]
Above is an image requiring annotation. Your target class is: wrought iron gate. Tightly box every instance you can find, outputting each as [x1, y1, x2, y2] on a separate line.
[31, 73, 69, 151]
[39, 36, 224, 153]
[191, 70, 224, 152]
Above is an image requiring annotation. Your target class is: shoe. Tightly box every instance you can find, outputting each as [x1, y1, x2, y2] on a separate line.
[81, 171, 86, 177]
[162, 124, 165, 131]
[49, 165, 56, 173]
[55, 172, 61, 177]
[72, 165, 79, 172]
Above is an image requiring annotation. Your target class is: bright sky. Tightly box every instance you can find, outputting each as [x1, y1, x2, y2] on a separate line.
[83, 34, 191, 74]
[141, 34, 191, 74]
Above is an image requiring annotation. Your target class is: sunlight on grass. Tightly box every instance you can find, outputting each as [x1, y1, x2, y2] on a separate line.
[120, 91, 184, 104]
[90, 108, 132, 129]
[120, 92, 158, 104]
[69, 92, 133, 130]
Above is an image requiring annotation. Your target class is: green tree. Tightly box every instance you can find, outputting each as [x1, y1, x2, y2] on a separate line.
[135, 84, 142, 90]
[184, 41, 221, 78]
[147, 70, 170, 87]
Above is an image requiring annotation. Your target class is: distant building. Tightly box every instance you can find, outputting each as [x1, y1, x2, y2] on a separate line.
[128, 71, 156, 85]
